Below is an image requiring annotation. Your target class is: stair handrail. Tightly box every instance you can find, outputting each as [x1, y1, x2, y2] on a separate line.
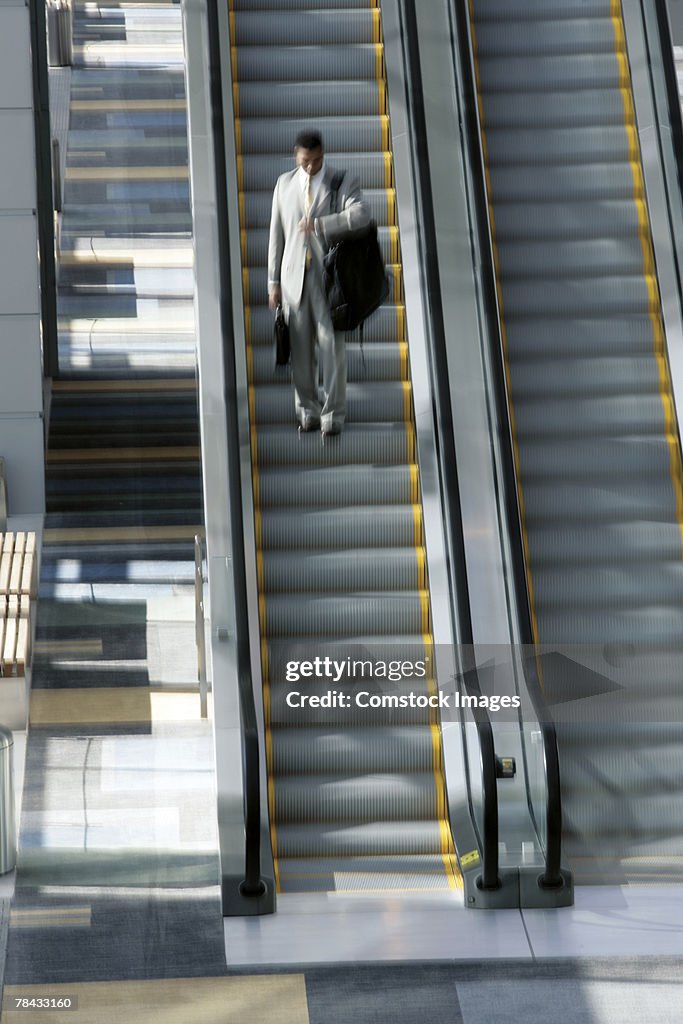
[450, 0, 565, 888]
[205, 0, 265, 900]
[398, 0, 501, 891]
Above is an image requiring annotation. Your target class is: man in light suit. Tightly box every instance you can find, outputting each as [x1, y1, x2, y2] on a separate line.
[268, 130, 371, 437]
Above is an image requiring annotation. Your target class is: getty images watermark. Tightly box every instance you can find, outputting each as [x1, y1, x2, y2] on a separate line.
[283, 655, 520, 712]
[278, 643, 683, 724]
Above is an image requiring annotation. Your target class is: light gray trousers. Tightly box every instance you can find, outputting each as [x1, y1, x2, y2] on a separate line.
[287, 270, 346, 430]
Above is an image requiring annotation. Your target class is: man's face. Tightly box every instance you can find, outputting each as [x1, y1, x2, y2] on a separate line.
[295, 146, 324, 176]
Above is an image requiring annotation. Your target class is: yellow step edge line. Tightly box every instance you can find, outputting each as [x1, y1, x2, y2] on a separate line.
[402, 380, 412, 421]
[44, 525, 203, 543]
[47, 446, 200, 463]
[65, 166, 188, 181]
[386, 186, 396, 226]
[375, 41, 384, 81]
[244, 305, 252, 347]
[396, 304, 406, 342]
[399, 339, 408, 380]
[59, 251, 193, 268]
[70, 99, 187, 111]
[378, 78, 387, 116]
[384, 150, 393, 189]
[611, 0, 683, 550]
[51, 378, 195, 393]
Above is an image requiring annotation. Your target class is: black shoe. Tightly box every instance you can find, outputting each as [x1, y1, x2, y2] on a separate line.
[298, 418, 320, 435]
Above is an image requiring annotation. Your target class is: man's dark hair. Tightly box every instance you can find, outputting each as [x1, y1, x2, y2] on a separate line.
[295, 130, 323, 151]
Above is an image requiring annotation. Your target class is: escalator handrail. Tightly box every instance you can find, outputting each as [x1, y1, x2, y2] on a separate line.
[646, 0, 683, 391]
[451, 0, 564, 888]
[399, 0, 500, 891]
[206, 0, 264, 898]
[651, 0, 683, 244]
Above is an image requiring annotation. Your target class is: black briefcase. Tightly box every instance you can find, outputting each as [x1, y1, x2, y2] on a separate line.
[273, 305, 290, 367]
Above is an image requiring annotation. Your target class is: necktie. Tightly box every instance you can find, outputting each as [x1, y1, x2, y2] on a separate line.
[305, 176, 313, 268]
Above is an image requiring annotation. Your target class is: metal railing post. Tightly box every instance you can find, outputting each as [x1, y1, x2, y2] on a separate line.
[194, 534, 208, 720]
[0, 727, 16, 875]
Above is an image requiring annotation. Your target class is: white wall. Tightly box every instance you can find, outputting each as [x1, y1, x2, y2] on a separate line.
[669, 0, 683, 45]
[0, 0, 45, 514]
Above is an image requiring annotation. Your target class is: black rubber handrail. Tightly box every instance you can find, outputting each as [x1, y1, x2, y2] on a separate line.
[646, 0, 683, 366]
[206, 0, 265, 899]
[451, 0, 564, 888]
[29, 0, 59, 379]
[399, 0, 500, 892]
[652, 0, 683, 218]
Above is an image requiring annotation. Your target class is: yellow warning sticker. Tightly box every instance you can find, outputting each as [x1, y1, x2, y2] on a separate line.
[460, 850, 480, 868]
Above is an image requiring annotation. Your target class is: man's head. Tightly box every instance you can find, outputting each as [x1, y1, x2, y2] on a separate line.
[294, 130, 324, 176]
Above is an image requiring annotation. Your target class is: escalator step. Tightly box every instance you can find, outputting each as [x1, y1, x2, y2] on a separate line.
[260, 506, 419, 549]
[246, 302, 401, 343]
[491, 201, 641, 240]
[473, 0, 612, 19]
[261, 548, 422, 592]
[272, 774, 439, 824]
[275, 820, 447, 858]
[502, 275, 654, 318]
[271, 727, 437, 775]
[232, 0, 375, 8]
[534, 563, 683, 609]
[522, 477, 678, 523]
[262, 593, 427, 637]
[489, 162, 638, 202]
[238, 116, 387, 155]
[505, 315, 655, 357]
[474, 17, 616, 58]
[258, 465, 416, 506]
[476, 52, 622, 92]
[250, 340, 407, 384]
[536, 606, 683, 647]
[233, 11, 378, 46]
[236, 80, 382, 118]
[252, 383, 409, 425]
[513, 394, 667, 439]
[481, 88, 628, 129]
[484, 125, 633, 167]
[277, 855, 455, 893]
[254, 423, 413, 467]
[530, 522, 683, 565]
[517, 436, 671, 476]
[497, 237, 645, 280]
[234, 46, 380, 82]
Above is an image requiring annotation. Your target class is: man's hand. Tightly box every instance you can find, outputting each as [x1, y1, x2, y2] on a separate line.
[268, 285, 281, 311]
[298, 217, 315, 236]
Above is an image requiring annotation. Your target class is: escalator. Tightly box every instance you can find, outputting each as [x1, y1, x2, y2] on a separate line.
[227, 0, 460, 894]
[466, 0, 683, 880]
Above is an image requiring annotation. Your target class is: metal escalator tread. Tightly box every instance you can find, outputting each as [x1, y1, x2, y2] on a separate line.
[229, 0, 458, 893]
[469, 0, 683, 881]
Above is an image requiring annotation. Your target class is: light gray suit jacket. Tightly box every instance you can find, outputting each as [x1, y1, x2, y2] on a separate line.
[268, 165, 371, 312]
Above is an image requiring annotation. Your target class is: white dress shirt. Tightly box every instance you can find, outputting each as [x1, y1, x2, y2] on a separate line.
[299, 162, 325, 208]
